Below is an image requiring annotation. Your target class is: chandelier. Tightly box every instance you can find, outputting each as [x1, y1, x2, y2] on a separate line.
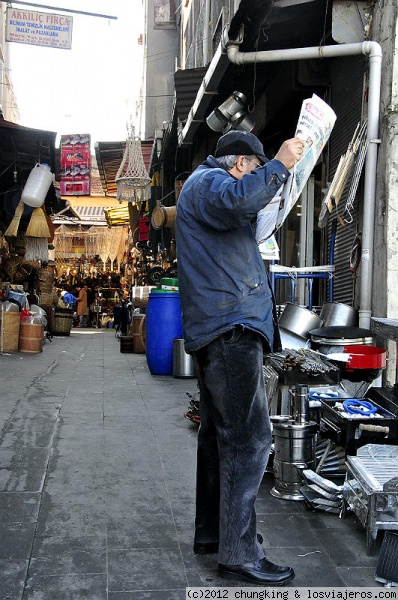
[115, 124, 151, 205]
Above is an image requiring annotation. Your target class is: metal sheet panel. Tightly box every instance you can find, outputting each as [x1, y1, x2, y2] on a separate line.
[174, 67, 208, 123]
[327, 55, 366, 305]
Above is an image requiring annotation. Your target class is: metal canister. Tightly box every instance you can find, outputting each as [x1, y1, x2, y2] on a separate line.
[291, 384, 309, 424]
[271, 420, 318, 501]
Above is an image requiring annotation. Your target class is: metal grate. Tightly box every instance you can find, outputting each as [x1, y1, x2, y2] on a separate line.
[375, 532, 398, 587]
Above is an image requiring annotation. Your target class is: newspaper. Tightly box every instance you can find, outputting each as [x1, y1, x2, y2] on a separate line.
[258, 234, 280, 261]
[256, 94, 337, 245]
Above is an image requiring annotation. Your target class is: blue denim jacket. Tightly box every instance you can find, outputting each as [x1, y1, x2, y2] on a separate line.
[175, 155, 289, 353]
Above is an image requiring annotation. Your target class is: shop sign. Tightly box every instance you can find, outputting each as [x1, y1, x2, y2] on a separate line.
[6, 7, 73, 50]
[60, 134, 91, 196]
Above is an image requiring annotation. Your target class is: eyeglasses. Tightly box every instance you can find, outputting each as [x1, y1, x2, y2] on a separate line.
[246, 157, 261, 169]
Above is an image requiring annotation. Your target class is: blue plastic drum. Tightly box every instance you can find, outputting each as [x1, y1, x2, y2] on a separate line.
[145, 290, 183, 375]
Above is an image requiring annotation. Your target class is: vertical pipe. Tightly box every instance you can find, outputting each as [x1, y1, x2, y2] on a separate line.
[202, 0, 211, 65]
[358, 42, 382, 328]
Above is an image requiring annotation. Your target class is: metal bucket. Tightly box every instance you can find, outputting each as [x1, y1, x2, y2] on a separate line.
[320, 302, 358, 327]
[279, 303, 323, 339]
[173, 338, 195, 378]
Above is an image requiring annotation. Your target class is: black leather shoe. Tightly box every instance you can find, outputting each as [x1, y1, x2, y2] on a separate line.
[218, 558, 295, 585]
[194, 533, 264, 555]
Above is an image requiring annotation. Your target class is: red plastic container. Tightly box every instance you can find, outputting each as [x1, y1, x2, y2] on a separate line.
[343, 345, 386, 370]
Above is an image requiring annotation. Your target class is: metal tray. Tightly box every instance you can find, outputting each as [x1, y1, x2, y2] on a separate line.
[319, 398, 398, 454]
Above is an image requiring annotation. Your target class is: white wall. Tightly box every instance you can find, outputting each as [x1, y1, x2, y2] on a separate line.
[144, 0, 179, 140]
[373, 0, 398, 384]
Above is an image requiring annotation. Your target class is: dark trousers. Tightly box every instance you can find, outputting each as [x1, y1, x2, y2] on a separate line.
[192, 326, 271, 565]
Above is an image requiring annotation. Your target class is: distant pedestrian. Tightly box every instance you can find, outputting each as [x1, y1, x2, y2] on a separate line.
[59, 290, 76, 309]
[76, 285, 89, 327]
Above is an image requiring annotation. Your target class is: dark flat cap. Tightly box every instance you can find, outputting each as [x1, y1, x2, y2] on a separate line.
[214, 131, 267, 164]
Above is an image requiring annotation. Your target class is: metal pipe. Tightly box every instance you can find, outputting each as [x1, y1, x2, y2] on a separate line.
[227, 41, 383, 329]
[202, 0, 211, 67]
[8, 1, 117, 19]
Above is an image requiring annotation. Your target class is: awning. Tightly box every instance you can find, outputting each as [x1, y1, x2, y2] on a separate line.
[174, 67, 208, 123]
[54, 196, 129, 226]
[0, 119, 58, 210]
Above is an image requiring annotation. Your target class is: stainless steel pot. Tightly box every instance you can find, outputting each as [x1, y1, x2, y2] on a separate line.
[278, 303, 324, 339]
[320, 302, 358, 327]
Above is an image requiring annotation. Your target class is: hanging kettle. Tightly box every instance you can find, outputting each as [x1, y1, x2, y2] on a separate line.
[21, 163, 54, 208]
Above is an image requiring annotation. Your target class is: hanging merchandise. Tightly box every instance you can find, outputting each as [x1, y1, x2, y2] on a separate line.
[108, 227, 124, 272]
[26, 207, 51, 238]
[115, 124, 151, 205]
[24, 202, 51, 264]
[349, 232, 362, 274]
[342, 122, 369, 224]
[138, 214, 150, 243]
[22, 163, 54, 208]
[318, 121, 367, 228]
[116, 226, 128, 272]
[97, 227, 113, 270]
[25, 237, 49, 262]
[4, 197, 25, 237]
[5, 164, 54, 238]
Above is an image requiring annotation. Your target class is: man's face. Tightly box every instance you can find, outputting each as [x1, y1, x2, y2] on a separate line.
[244, 156, 262, 173]
[234, 155, 262, 179]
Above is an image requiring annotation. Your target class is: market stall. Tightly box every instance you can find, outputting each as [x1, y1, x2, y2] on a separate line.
[263, 301, 398, 558]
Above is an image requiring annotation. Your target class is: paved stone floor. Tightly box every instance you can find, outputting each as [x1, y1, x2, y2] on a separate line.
[0, 329, 385, 599]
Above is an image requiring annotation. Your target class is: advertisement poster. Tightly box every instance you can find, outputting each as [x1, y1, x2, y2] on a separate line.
[6, 8, 73, 49]
[60, 134, 91, 196]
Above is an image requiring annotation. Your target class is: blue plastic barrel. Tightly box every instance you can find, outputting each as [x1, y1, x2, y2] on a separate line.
[145, 290, 183, 375]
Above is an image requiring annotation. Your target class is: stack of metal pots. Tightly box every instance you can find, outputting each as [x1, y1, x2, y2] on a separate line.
[271, 385, 318, 501]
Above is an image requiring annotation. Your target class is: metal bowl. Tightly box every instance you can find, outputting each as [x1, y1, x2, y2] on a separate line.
[320, 302, 358, 327]
[279, 303, 324, 339]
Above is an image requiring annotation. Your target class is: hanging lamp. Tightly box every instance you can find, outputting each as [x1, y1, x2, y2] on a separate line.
[115, 124, 151, 205]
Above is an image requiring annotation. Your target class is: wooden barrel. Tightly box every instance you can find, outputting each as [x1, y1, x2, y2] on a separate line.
[0, 311, 20, 353]
[129, 314, 146, 353]
[19, 323, 44, 353]
[120, 336, 134, 353]
[130, 286, 154, 311]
